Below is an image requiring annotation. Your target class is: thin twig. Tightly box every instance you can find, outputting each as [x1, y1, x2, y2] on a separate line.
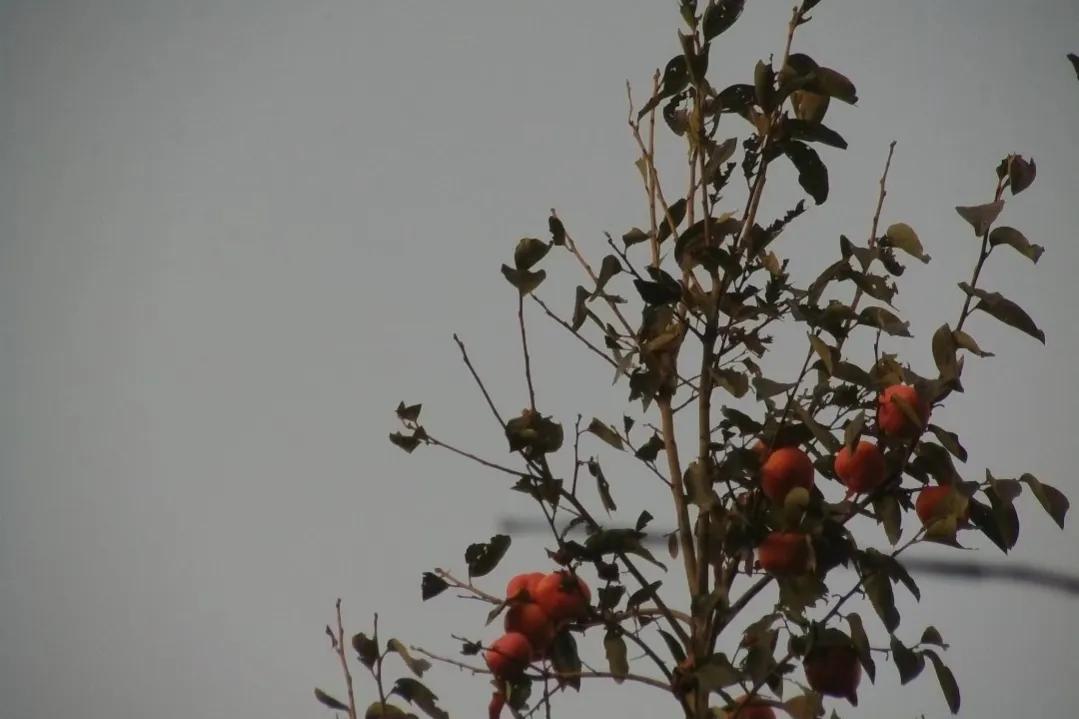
[518, 295, 537, 410]
[453, 334, 506, 429]
[334, 599, 358, 719]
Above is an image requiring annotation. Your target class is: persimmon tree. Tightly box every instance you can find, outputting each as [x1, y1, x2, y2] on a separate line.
[318, 2, 1070, 718]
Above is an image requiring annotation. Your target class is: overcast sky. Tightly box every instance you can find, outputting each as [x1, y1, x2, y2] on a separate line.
[3, 1, 1079, 718]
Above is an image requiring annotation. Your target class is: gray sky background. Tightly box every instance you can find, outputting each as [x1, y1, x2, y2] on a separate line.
[3, 1, 1079, 717]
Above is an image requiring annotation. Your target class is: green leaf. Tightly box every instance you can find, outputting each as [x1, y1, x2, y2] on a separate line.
[955, 201, 1004, 236]
[314, 688, 351, 712]
[586, 418, 624, 450]
[783, 693, 824, 719]
[847, 613, 876, 681]
[927, 425, 967, 462]
[387, 639, 431, 678]
[952, 329, 994, 357]
[809, 66, 858, 104]
[421, 572, 448, 601]
[865, 570, 900, 632]
[465, 535, 511, 578]
[808, 333, 836, 375]
[603, 630, 629, 683]
[656, 198, 688, 243]
[622, 227, 650, 247]
[753, 375, 795, 400]
[587, 458, 617, 513]
[885, 223, 929, 262]
[364, 701, 412, 718]
[550, 631, 582, 690]
[391, 678, 449, 719]
[923, 649, 962, 714]
[501, 264, 546, 295]
[784, 141, 829, 204]
[889, 635, 925, 684]
[988, 226, 1044, 263]
[514, 237, 550, 270]
[957, 282, 1045, 344]
[694, 653, 741, 692]
[843, 412, 866, 452]
[931, 324, 959, 384]
[1019, 473, 1070, 529]
[874, 494, 902, 546]
[858, 305, 911, 337]
[703, 0, 745, 40]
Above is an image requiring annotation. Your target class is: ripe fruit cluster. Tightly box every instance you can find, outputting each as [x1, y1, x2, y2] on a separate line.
[483, 571, 591, 681]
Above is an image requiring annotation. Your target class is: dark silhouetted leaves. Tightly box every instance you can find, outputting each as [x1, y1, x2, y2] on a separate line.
[604, 629, 629, 683]
[784, 693, 824, 719]
[571, 285, 590, 331]
[548, 214, 566, 246]
[928, 425, 967, 462]
[588, 458, 617, 513]
[638, 56, 689, 119]
[465, 535, 511, 578]
[353, 632, 379, 668]
[1008, 156, 1037, 195]
[753, 375, 795, 400]
[957, 282, 1044, 343]
[635, 433, 665, 462]
[421, 572, 448, 601]
[874, 494, 902, 546]
[955, 201, 1003, 236]
[923, 649, 961, 714]
[920, 626, 947, 648]
[396, 402, 422, 423]
[514, 237, 550, 270]
[694, 653, 741, 692]
[587, 418, 624, 450]
[506, 411, 565, 456]
[864, 568, 900, 632]
[390, 431, 423, 453]
[1019, 473, 1070, 529]
[847, 613, 876, 681]
[622, 227, 650, 247]
[952, 329, 994, 357]
[791, 90, 830, 124]
[988, 226, 1043, 263]
[391, 678, 448, 719]
[315, 688, 351, 712]
[657, 198, 688, 244]
[550, 631, 583, 690]
[596, 255, 622, 293]
[785, 119, 848, 149]
[884, 223, 929, 263]
[1068, 53, 1079, 80]
[501, 265, 546, 295]
[364, 702, 414, 719]
[703, 0, 745, 40]
[784, 141, 829, 204]
[890, 635, 924, 684]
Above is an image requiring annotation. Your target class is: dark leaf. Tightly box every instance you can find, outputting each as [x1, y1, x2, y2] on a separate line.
[1068, 53, 1079, 80]
[889, 636, 924, 685]
[389, 431, 422, 454]
[694, 653, 741, 692]
[785, 119, 848, 149]
[659, 629, 686, 664]
[755, 60, 776, 112]
[809, 66, 858, 104]
[843, 411, 866, 452]
[391, 678, 449, 719]
[635, 434, 665, 462]
[586, 418, 624, 450]
[548, 214, 566, 246]
[395, 402, 422, 423]
[596, 255, 623, 292]
[784, 141, 829, 204]
[598, 585, 625, 612]
[514, 237, 550, 270]
[783, 693, 824, 719]
[314, 688, 351, 712]
[364, 701, 413, 718]
[808, 333, 836, 376]
[604, 630, 629, 683]
[923, 649, 962, 714]
[465, 535, 511, 578]
[353, 632, 379, 668]
[928, 424, 967, 462]
[954, 201, 1004, 236]
[864, 570, 900, 632]
[571, 285, 590, 331]
[588, 458, 618, 513]
[957, 282, 1045, 343]
[1008, 156, 1037, 195]
[421, 572, 448, 601]
[703, 0, 746, 40]
[753, 375, 795, 400]
[988, 226, 1043, 263]
[874, 494, 902, 546]
[622, 227, 650, 247]
[920, 626, 946, 648]
[794, 402, 842, 453]
[1019, 473, 1070, 529]
[501, 264, 546, 295]
[931, 324, 959, 382]
[713, 367, 750, 398]
[657, 198, 688, 243]
[550, 631, 582, 691]
[847, 613, 877, 681]
[791, 90, 830, 124]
